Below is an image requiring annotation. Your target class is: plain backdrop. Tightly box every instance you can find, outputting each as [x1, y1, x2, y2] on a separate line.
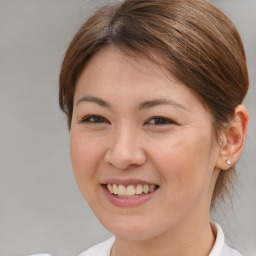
[0, 0, 255, 255]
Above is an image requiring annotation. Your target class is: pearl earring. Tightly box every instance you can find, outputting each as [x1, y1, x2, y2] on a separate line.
[226, 160, 231, 165]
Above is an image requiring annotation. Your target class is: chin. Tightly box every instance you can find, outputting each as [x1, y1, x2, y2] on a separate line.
[109, 226, 157, 241]
[97, 213, 168, 241]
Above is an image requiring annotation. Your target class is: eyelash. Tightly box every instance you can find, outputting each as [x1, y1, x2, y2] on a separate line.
[79, 115, 109, 124]
[146, 116, 175, 125]
[80, 115, 175, 126]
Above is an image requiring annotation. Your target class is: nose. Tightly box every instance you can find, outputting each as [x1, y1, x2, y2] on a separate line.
[104, 126, 147, 170]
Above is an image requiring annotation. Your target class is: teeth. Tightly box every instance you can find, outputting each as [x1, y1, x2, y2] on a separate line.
[113, 184, 118, 195]
[126, 185, 136, 196]
[118, 185, 126, 196]
[107, 184, 114, 193]
[143, 184, 149, 193]
[106, 184, 157, 197]
[149, 184, 155, 192]
[135, 184, 143, 195]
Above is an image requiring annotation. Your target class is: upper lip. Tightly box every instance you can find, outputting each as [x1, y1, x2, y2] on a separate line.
[101, 178, 159, 186]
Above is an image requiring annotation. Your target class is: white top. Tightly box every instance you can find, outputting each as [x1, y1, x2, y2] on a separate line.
[79, 222, 242, 256]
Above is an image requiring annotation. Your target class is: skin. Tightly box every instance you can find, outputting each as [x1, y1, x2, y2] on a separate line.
[70, 47, 248, 256]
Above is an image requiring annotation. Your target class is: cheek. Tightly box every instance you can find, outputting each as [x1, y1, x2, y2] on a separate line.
[69, 132, 102, 195]
[70, 132, 108, 212]
[150, 133, 215, 201]
[70, 130, 102, 172]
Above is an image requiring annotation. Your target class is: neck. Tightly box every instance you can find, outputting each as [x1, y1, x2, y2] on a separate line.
[112, 217, 216, 256]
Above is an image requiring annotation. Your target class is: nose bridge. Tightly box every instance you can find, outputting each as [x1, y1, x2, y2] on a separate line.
[105, 123, 146, 169]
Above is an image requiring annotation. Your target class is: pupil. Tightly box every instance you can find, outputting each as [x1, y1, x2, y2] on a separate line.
[156, 118, 165, 124]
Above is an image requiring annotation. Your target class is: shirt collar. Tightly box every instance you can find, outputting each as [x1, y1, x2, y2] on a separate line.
[209, 222, 225, 256]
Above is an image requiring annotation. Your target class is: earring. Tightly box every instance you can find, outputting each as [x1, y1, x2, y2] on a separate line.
[226, 160, 231, 165]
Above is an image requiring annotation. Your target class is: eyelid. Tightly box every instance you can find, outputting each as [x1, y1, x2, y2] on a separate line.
[79, 114, 110, 124]
[79, 115, 175, 126]
[145, 116, 176, 125]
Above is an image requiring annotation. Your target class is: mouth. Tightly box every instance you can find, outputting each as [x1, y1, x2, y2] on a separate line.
[103, 183, 159, 198]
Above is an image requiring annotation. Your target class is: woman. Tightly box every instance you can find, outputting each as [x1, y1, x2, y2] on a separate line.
[59, 0, 249, 255]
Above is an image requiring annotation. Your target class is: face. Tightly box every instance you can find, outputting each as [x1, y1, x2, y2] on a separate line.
[70, 47, 220, 241]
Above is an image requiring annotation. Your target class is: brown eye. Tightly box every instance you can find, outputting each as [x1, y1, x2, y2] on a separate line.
[81, 115, 109, 124]
[147, 117, 174, 125]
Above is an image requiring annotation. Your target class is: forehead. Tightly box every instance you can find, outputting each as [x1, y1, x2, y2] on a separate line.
[75, 47, 181, 94]
[82, 47, 169, 77]
[74, 47, 206, 112]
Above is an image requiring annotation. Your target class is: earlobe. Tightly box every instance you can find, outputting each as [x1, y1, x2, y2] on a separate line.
[215, 105, 249, 170]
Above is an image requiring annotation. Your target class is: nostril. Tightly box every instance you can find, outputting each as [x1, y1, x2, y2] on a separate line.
[104, 146, 147, 170]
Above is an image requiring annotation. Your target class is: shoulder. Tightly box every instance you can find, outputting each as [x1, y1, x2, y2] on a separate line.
[79, 224, 244, 256]
[78, 236, 115, 256]
[221, 243, 243, 256]
[210, 222, 243, 256]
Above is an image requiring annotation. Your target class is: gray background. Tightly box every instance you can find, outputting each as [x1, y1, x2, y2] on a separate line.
[0, 0, 255, 255]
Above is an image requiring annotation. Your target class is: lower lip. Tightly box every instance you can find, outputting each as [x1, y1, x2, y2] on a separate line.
[101, 185, 158, 207]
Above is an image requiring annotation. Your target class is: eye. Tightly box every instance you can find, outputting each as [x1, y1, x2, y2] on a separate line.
[80, 115, 109, 124]
[146, 116, 175, 125]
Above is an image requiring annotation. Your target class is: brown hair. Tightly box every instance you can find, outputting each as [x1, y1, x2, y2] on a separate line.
[59, 0, 249, 207]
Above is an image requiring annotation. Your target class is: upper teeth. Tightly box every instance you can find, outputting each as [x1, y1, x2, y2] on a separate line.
[106, 184, 157, 196]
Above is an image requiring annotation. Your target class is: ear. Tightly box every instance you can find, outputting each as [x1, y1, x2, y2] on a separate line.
[215, 105, 249, 170]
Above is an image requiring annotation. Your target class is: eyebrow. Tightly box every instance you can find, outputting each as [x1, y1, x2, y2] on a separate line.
[76, 96, 189, 111]
[76, 96, 111, 108]
[138, 98, 189, 111]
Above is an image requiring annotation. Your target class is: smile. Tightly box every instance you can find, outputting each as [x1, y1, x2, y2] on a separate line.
[105, 184, 159, 198]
